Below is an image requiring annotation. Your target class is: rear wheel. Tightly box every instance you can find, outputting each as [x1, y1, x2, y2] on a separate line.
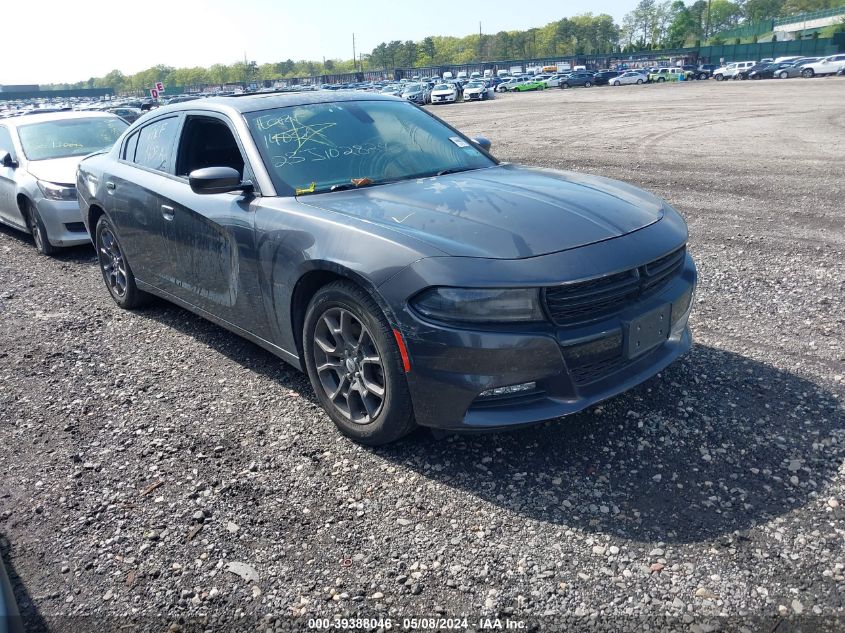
[779, 71, 788, 79]
[715, 74, 724, 81]
[802, 68, 814, 78]
[699, 72, 708, 80]
[303, 281, 416, 445]
[95, 215, 149, 309]
[612, 80, 621, 86]
[636, 78, 644, 84]
[23, 200, 55, 256]
[584, 81, 592, 87]
[561, 82, 569, 89]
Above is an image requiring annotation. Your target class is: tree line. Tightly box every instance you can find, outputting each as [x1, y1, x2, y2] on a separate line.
[43, 0, 843, 92]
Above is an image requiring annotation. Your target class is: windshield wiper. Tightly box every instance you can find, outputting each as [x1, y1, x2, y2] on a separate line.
[436, 167, 471, 176]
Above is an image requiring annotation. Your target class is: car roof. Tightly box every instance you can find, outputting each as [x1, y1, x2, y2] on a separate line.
[146, 91, 401, 119]
[1, 110, 122, 128]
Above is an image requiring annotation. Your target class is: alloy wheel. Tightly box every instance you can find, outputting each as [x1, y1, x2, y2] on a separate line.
[27, 212, 45, 252]
[98, 227, 128, 298]
[312, 307, 385, 425]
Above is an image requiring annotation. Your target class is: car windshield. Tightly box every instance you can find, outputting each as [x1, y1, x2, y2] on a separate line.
[433, 84, 450, 91]
[465, 81, 484, 88]
[18, 117, 127, 160]
[245, 100, 496, 196]
[403, 84, 422, 93]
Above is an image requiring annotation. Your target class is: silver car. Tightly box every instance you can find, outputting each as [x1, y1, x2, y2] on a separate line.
[0, 111, 127, 254]
[611, 71, 648, 86]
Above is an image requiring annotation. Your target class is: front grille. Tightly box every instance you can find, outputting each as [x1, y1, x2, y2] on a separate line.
[569, 355, 629, 384]
[544, 246, 686, 326]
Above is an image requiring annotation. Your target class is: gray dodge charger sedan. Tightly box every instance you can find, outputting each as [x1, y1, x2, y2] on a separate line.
[77, 92, 696, 445]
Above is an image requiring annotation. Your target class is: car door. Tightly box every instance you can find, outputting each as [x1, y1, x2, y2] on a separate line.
[103, 114, 183, 285]
[156, 112, 271, 338]
[0, 125, 23, 229]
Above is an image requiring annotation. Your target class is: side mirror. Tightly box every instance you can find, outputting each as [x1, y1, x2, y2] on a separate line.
[189, 167, 253, 195]
[471, 136, 492, 153]
[1, 151, 18, 169]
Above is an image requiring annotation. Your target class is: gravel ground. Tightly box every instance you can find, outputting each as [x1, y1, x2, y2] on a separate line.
[1, 78, 844, 633]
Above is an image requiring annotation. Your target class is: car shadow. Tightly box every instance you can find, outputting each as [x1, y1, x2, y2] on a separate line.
[1, 534, 46, 633]
[0, 222, 94, 265]
[128, 297, 843, 545]
[370, 344, 843, 544]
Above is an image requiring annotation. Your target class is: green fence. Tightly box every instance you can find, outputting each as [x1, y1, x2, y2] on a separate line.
[697, 35, 844, 63]
[774, 6, 845, 27]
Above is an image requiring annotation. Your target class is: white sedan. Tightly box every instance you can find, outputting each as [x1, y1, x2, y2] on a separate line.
[462, 80, 494, 101]
[800, 54, 845, 77]
[542, 75, 565, 87]
[610, 71, 648, 86]
[429, 83, 459, 104]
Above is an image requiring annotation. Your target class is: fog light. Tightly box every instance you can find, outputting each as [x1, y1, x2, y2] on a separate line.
[478, 381, 537, 398]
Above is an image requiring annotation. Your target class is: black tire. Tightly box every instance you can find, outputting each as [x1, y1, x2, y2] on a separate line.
[303, 281, 416, 445]
[636, 78, 644, 84]
[715, 74, 724, 81]
[95, 214, 149, 309]
[561, 82, 569, 89]
[657, 77, 665, 83]
[699, 73, 708, 80]
[612, 80, 620, 86]
[802, 68, 814, 78]
[779, 71, 788, 79]
[22, 199, 56, 256]
[584, 81, 592, 87]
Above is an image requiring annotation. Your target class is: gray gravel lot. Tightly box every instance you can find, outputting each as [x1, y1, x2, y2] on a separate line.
[1, 78, 844, 632]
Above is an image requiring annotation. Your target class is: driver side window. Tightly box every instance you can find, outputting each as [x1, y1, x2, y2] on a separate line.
[175, 116, 246, 180]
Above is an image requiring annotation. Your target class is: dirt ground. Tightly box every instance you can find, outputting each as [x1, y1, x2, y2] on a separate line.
[1, 77, 843, 632]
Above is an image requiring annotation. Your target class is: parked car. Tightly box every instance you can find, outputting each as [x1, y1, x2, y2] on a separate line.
[106, 107, 144, 123]
[593, 70, 621, 85]
[512, 78, 546, 92]
[648, 68, 690, 83]
[76, 92, 697, 445]
[0, 111, 127, 254]
[713, 61, 755, 81]
[430, 83, 459, 104]
[401, 82, 430, 104]
[462, 80, 494, 101]
[747, 62, 798, 80]
[736, 62, 772, 79]
[560, 72, 595, 88]
[610, 71, 648, 86]
[495, 77, 526, 92]
[696, 64, 718, 79]
[800, 54, 845, 77]
[541, 75, 564, 88]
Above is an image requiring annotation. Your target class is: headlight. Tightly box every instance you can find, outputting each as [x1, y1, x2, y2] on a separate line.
[38, 181, 76, 201]
[411, 287, 545, 323]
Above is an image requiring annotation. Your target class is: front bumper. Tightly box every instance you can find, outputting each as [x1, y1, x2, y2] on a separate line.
[431, 95, 456, 103]
[379, 218, 696, 431]
[34, 196, 90, 247]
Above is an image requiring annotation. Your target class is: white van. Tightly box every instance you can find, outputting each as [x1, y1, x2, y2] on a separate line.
[443, 71, 454, 79]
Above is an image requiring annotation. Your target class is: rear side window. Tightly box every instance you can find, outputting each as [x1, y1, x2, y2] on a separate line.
[133, 117, 179, 173]
[123, 130, 139, 161]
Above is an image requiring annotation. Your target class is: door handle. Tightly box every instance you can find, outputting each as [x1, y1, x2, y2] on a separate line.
[161, 205, 175, 221]
[106, 181, 116, 191]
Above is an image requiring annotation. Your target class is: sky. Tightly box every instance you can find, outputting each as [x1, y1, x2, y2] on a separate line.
[2, 0, 634, 85]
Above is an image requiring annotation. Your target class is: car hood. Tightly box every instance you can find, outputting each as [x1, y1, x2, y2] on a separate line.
[24, 156, 82, 186]
[299, 165, 665, 259]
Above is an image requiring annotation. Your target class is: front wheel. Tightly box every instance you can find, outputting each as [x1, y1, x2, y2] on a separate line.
[802, 68, 814, 78]
[303, 281, 416, 445]
[95, 215, 149, 309]
[699, 73, 708, 80]
[612, 80, 621, 86]
[636, 78, 644, 84]
[657, 77, 665, 83]
[561, 83, 569, 89]
[23, 200, 55, 256]
[779, 71, 788, 79]
[584, 81, 592, 87]
[715, 74, 724, 81]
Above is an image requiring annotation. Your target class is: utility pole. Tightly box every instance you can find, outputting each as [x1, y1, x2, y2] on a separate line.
[352, 33, 357, 71]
